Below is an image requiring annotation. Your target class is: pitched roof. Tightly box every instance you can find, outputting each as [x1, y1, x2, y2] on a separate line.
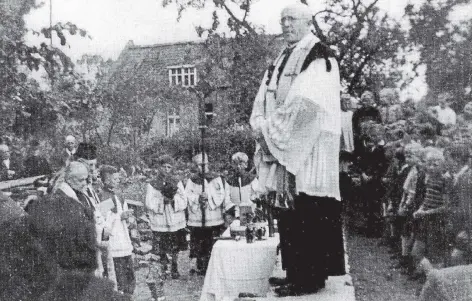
[106, 40, 204, 91]
[106, 35, 286, 95]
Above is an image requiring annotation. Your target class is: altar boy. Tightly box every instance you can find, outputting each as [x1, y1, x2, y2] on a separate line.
[100, 165, 135, 298]
[185, 153, 232, 275]
[144, 155, 187, 280]
[225, 152, 260, 219]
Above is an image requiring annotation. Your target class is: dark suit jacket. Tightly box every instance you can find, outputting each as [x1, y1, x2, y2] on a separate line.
[27, 189, 97, 271]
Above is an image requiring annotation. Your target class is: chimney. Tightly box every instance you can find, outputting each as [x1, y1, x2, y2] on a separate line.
[125, 40, 135, 48]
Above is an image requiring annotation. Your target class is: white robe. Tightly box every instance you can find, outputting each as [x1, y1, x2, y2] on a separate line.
[250, 34, 341, 201]
[341, 110, 355, 153]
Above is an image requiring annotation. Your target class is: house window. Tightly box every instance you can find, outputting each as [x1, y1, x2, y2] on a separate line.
[166, 108, 180, 137]
[168, 66, 197, 87]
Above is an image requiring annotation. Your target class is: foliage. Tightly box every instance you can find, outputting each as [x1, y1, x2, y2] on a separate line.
[314, 0, 409, 94]
[405, 0, 472, 111]
[1, 0, 91, 138]
[143, 124, 256, 171]
[196, 33, 280, 124]
[97, 80, 196, 149]
[162, 0, 411, 125]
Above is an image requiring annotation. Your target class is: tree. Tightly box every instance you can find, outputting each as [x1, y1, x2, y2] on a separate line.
[405, 0, 472, 110]
[162, 0, 411, 124]
[1, 0, 90, 137]
[312, 0, 409, 94]
[98, 72, 196, 149]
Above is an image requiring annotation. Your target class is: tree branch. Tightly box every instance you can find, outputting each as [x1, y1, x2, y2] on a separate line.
[364, 0, 380, 13]
[348, 45, 380, 92]
[339, 0, 381, 62]
[215, 0, 258, 36]
[314, 9, 348, 18]
[242, 0, 250, 23]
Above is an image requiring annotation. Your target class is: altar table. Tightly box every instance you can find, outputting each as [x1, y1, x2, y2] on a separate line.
[200, 234, 279, 301]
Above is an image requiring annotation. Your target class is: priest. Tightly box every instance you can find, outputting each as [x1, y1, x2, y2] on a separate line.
[250, 3, 345, 296]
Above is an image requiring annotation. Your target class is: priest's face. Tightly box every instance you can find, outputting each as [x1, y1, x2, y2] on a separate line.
[280, 7, 312, 44]
[66, 163, 89, 192]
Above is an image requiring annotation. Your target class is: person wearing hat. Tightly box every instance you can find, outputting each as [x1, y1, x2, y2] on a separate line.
[225, 152, 260, 219]
[185, 153, 233, 275]
[144, 155, 187, 283]
[250, 3, 345, 296]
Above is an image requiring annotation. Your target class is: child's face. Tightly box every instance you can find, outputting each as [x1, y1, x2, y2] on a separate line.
[105, 172, 121, 189]
[425, 158, 444, 175]
[159, 163, 173, 176]
[405, 151, 418, 166]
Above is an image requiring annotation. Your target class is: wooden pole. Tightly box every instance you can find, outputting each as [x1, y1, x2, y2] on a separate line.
[200, 95, 206, 228]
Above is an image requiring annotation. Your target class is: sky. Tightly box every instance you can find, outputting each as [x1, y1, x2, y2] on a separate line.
[23, 0, 472, 99]
[25, 0, 414, 61]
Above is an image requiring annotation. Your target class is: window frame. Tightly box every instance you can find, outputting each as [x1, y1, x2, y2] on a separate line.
[167, 65, 197, 87]
[166, 107, 181, 137]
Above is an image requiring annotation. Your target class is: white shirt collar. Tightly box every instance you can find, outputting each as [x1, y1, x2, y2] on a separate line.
[57, 182, 79, 201]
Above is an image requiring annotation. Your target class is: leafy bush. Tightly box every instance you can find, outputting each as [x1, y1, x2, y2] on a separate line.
[143, 124, 256, 171]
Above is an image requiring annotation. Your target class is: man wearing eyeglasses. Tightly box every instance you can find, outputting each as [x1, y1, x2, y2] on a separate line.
[250, 3, 345, 297]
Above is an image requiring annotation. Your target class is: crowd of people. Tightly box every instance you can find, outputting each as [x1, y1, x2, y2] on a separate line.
[2, 2, 471, 300]
[341, 86, 472, 296]
[0, 129, 264, 300]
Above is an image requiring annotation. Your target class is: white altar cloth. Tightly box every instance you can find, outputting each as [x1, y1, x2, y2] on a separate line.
[200, 234, 279, 301]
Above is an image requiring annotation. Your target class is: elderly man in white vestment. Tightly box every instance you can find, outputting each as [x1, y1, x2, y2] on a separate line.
[250, 3, 345, 297]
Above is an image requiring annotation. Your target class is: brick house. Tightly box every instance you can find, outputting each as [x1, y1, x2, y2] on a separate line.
[106, 40, 221, 138]
[105, 36, 284, 139]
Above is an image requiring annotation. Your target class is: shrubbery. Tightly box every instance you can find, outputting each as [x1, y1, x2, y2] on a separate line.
[142, 124, 256, 171]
